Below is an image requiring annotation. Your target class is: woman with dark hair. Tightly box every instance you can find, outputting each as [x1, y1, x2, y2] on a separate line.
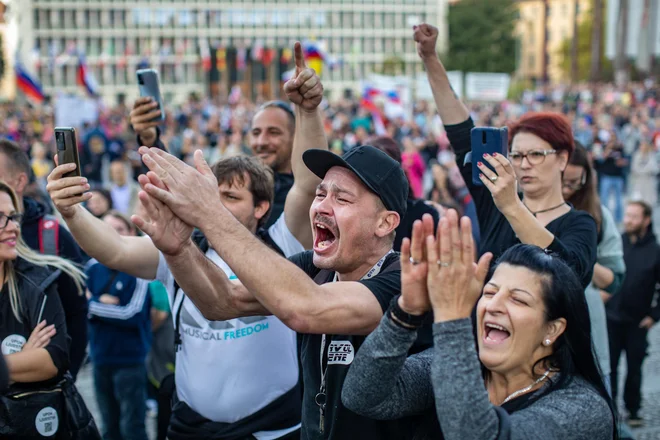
[410, 24, 597, 288]
[86, 188, 113, 218]
[563, 141, 626, 393]
[342, 211, 617, 439]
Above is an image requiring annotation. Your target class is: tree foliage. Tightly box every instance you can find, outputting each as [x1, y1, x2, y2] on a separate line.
[444, 0, 518, 74]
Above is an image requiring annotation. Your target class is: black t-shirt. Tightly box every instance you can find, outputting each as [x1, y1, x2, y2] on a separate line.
[289, 251, 412, 440]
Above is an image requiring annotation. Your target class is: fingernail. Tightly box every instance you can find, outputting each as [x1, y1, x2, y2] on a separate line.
[483, 153, 490, 158]
[477, 161, 483, 166]
[81, 178, 87, 183]
[493, 152, 498, 157]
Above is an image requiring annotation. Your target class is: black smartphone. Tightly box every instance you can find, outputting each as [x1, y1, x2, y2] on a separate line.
[136, 69, 165, 122]
[471, 127, 509, 186]
[55, 127, 81, 178]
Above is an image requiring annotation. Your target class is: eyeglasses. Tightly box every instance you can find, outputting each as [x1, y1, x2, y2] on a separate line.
[509, 150, 557, 166]
[562, 172, 587, 191]
[0, 213, 23, 229]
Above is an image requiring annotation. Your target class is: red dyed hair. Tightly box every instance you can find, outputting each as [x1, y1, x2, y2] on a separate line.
[508, 112, 575, 157]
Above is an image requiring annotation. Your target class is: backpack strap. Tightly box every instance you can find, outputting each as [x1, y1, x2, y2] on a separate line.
[37, 215, 60, 256]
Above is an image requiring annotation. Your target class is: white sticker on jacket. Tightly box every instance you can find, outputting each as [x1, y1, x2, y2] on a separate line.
[327, 340, 355, 365]
[35, 407, 59, 436]
[1, 334, 26, 355]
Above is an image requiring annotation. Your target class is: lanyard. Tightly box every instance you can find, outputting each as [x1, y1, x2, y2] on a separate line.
[316, 249, 394, 433]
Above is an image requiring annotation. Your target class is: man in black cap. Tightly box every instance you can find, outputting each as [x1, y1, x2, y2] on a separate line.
[135, 142, 410, 439]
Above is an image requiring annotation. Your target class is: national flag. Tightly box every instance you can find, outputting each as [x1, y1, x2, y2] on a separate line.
[199, 38, 211, 72]
[303, 41, 326, 76]
[281, 68, 295, 82]
[236, 48, 247, 72]
[371, 111, 387, 136]
[15, 63, 45, 104]
[280, 47, 292, 64]
[76, 54, 99, 96]
[385, 90, 402, 104]
[262, 48, 276, 67]
[216, 47, 226, 72]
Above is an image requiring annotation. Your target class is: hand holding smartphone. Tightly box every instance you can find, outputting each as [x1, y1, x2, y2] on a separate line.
[55, 127, 81, 178]
[471, 127, 509, 186]
[136, 69, 165, 123]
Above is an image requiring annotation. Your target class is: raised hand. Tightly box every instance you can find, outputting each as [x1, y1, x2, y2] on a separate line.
[477, 153, 521, 217]
[131, 172, 194, 257]
[399, 214, 436, 316]
[426, 210, 492, 322]
[283, 42, 323, 112]
[138, 147, 220, 229]
[413, 23, 439, 61]
[46, 155, 92, 219]
[23, 321, 56, 351]
[130, 97, 162, 146]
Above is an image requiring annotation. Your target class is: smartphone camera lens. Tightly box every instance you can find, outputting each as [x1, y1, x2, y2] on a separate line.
[56, 133, 65, 151]
[138, 76, 144, 85]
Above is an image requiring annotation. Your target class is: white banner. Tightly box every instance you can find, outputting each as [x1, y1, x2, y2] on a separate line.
[55, 93, 100, 128]
[464, 73, 510, 102]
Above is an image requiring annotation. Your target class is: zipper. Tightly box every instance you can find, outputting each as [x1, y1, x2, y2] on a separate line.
[10, 389, 62, 399]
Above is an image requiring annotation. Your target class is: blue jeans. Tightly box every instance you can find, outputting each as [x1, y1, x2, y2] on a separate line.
[93, 364, 148, 440]
[600, 175, 625, 224]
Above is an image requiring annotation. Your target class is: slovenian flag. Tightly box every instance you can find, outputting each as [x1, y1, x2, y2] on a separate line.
[15, 63, 45, 104]
[76, 54, 99, 96]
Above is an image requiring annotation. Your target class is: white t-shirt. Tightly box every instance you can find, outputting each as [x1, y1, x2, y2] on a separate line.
[156, 214, 304, 436]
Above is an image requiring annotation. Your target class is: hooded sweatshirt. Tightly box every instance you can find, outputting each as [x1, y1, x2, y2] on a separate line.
[606, 228, 660, 324]
[21, 197, 88, 378]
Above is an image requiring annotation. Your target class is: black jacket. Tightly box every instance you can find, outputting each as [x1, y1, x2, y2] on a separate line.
[21, 197, 87, 378]
[2, 258, 71, 384]
[607, 229, 660, 324]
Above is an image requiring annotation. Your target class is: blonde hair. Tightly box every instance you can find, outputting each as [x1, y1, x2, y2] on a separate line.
[0, 182, 86, 321]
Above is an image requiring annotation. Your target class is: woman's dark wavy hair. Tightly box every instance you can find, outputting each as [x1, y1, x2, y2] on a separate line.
[488, 244, 618, 438]
[567, 141, 602, 232]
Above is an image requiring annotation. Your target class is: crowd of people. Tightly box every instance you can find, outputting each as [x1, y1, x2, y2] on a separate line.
[0, 22, 658, 440]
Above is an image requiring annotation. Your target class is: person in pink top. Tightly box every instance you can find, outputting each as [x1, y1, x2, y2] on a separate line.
[401, 136, 426, 199]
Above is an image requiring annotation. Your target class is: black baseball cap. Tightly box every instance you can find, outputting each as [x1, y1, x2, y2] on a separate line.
[303, 145, 409, 218]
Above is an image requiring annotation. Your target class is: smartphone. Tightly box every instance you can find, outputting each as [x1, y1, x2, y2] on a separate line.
[471, 127, 509, 186]
[55, 127, 81, 178]
[136, 69, 165, 122]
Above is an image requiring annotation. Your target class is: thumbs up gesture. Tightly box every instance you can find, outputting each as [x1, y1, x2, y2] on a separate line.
[284, 42, 323, 112]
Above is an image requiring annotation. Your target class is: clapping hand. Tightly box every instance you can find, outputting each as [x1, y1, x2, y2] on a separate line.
[399, 214, 437, 316]
[425, 210, 492, 322]
[283, 42, 323, 112]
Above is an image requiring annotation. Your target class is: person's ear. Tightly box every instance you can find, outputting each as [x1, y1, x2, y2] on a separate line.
[558, 150, 569, 173]
[254, 200, 270, 223]
[14, 173, 28, 197]
[375, 211, 399, 239]
[543, 317, 567, 346]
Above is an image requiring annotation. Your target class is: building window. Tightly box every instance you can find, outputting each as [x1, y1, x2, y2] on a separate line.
[528, 54, 535, 69]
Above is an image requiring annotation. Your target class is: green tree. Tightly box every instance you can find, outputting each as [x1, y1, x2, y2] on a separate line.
[558, 2, 612, 82]
[443, 0, 518, 74]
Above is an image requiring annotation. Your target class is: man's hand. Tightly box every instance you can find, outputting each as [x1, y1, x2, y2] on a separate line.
[46, 156, 92, 219]
[138, 148, 222, 230]
[283, 42, 323, 112]
[413, 23, 439, 61]
[130, 97, 161, 146]
[131, 172, 194, 257]
[640, 316, 655, 329]
[23, 321, 56, 351]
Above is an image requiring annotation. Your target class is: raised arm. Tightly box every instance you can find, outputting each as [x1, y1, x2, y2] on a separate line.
[46, 161, 159, 280]
[138, 149, 388, 335]
[281, 42, 326, 249]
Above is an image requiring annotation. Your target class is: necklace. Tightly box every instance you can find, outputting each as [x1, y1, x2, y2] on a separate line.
[524, 202, 567, 217]
[500, 369, 551, 405]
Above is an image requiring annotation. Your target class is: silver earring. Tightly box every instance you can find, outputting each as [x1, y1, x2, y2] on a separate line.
[544, 339, 551, 346]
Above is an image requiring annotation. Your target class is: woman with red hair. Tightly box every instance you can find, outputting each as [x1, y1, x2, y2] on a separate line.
[411, 24, 597, 288]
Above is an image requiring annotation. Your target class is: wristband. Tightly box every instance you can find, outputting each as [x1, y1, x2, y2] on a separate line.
[389, 296, 427, 329]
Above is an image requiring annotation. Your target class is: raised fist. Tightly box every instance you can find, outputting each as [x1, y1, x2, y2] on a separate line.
[283, 42, 323, 112]
[413, 23, 439, 60]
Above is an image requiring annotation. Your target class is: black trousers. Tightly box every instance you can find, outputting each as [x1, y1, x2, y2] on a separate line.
[608, 319, 649, 413]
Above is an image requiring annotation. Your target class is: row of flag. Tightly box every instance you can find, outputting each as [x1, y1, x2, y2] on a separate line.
[16, 54, 99, 104]
[360, 83, 405, 135]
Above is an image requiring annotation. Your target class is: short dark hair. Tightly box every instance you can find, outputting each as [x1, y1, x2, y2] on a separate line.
[211, 156, 275, 228]
[628, 199, 652, 219]
[255, 101, 296, 136]
[0, 139, 31, 177]
[103, 210, 135, 234]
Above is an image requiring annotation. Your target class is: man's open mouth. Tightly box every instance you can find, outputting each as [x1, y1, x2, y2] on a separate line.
[314, 223, 338, 250]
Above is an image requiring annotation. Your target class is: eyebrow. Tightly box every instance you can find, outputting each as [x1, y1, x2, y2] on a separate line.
[486, 282, 534, 299]
[316, 183, 357, 198]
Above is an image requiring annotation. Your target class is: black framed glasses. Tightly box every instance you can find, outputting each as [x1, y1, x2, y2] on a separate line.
[509, 150, 557, 166]
[0, 213, 23, 229]
[563, 170, 587, 191]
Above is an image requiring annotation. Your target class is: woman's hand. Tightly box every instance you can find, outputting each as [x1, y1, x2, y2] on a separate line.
[399, 214, 436, 316]
[23, 321, 56, 351]
[477, 153, 522, 217]
[426, 210, 492, 322]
